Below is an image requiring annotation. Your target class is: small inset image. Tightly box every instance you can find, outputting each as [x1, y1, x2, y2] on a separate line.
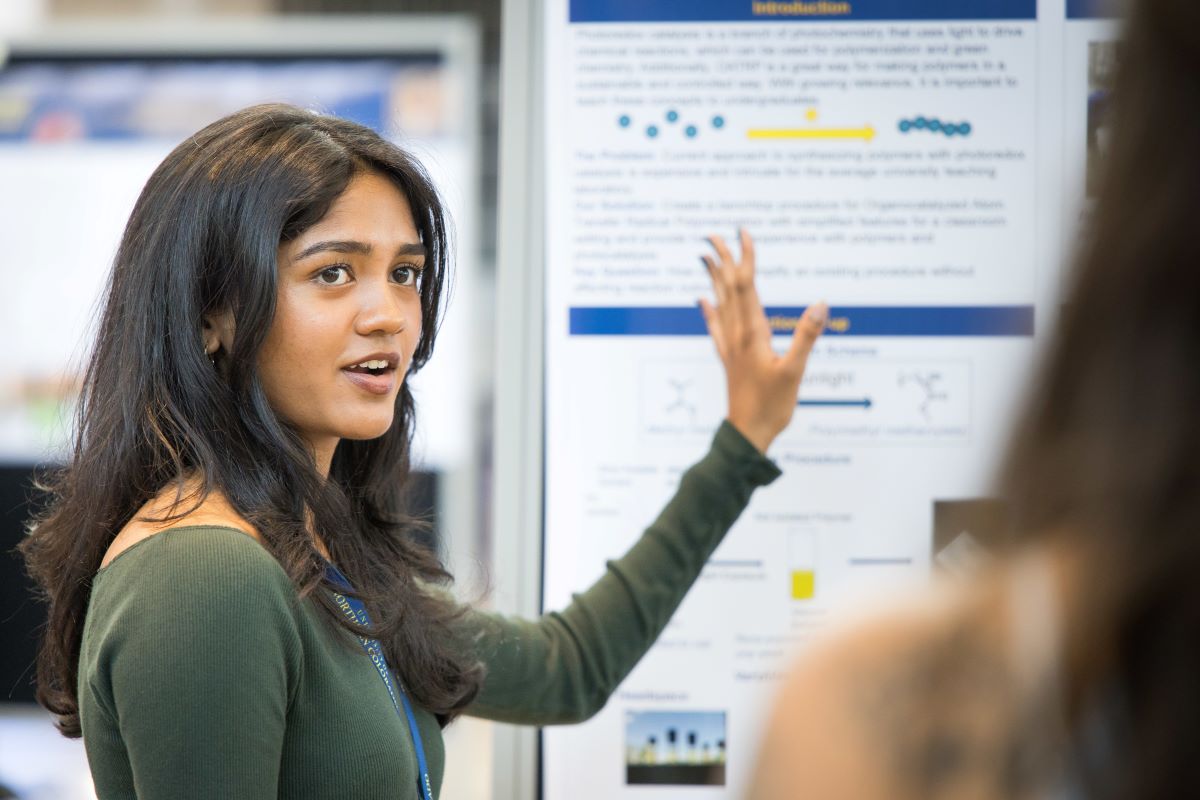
[624, 710, 726, 786]
[787, 530, 818, 601]
[1087, 41, 1119, 197]
[932, 498, 1012, 576]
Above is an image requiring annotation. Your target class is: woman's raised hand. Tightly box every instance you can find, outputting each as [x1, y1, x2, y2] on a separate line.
[699, 229, 828, 453]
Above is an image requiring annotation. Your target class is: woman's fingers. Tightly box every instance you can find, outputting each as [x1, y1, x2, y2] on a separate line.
[720, 230, 770, 349]
[738, 227, 756, 276]
[701, 254, 727, 309]
[701, 253, 737, 355]
[699, 298, 726, 359]
[707, 234, 736, 267]
[787, 302, 829, 374]
[698, 228, 827, 452]
[703, 230, 794, 363]
[707, 234, 746, 341]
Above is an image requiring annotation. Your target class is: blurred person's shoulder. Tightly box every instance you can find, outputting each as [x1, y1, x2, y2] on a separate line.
[749, 550, 1066, 800]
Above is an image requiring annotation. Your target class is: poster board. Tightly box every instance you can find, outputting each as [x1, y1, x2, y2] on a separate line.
[0, 17, 481, 479]
[494, 0, 1118, 797]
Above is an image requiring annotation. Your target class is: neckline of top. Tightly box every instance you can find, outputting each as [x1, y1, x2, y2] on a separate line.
[94, 523, 260, 578]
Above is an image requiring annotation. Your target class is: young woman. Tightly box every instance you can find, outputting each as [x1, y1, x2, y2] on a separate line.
[748, 1, 1200, 798]
[19, 104, 827, 798]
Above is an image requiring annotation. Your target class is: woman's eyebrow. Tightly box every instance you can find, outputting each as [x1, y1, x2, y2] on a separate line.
[292, 240, 426, 262]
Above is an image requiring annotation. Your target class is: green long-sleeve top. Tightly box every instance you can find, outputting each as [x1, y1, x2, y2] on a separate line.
[78, 422, 780, 799]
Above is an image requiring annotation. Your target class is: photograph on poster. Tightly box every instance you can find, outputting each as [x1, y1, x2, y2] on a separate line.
[932, 498, 1012, 575]
[624, 710, 727, 786]
[1086, 41, 1118, 197]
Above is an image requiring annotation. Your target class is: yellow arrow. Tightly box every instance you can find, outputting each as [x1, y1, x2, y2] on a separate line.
[747, 125, 875, 142]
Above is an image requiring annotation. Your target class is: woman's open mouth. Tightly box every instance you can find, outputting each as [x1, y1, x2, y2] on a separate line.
[342, 356, 399, 396]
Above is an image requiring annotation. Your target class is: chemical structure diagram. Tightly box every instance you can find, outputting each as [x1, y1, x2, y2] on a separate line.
[897, 370, 950, 420]
[663, 378, 698, 423]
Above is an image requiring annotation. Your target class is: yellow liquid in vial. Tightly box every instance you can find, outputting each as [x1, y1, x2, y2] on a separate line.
[790, 570, 815, 600]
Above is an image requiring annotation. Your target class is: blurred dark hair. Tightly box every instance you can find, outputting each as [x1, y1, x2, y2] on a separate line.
[19, 103, 483, 736]
[997, 1, 1200, 797]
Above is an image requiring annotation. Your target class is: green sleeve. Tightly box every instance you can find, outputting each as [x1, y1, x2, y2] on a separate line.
[82, 529, 304, 799]
[463, 421, 781, 725]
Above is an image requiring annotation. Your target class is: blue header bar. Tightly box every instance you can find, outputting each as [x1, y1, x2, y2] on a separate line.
[570, 0, 1037, 23]
[1066, 0, 1118, 19]
[569, 305, 1034, 337]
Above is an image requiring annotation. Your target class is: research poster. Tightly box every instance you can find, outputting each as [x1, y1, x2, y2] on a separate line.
[541, 1, 1115, 796]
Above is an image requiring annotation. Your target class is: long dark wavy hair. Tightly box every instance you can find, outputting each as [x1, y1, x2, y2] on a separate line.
[19, 103, 484, 737]
[996, 0, 1200, 796]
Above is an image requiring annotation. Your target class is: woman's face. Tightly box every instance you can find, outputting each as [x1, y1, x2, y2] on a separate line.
[261, 171, 425, 469]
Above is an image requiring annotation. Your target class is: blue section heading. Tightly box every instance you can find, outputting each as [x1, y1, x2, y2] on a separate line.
[1066, 0, 1118, 19]
[570, 0, 1037, 23]
[569, 305, 1034, 337]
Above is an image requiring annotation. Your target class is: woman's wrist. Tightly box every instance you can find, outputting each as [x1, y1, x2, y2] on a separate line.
[725, 416, 775, 455]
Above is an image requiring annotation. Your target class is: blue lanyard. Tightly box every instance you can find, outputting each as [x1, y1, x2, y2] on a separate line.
[326, 564, 435, 800]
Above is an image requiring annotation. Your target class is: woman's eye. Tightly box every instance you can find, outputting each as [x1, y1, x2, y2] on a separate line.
[393, 266, 420, 287]
[317, 265, 351, 286]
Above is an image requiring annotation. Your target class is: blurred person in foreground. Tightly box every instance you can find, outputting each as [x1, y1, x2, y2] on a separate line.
[748, 2, 1200, 799]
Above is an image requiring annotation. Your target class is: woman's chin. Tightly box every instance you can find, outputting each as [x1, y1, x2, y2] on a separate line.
[338, 419, 395, 442]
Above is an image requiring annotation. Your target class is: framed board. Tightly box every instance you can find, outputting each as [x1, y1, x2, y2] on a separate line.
[493, 0, 1118, 797]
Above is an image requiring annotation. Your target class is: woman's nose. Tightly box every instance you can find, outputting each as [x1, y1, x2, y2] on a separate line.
[354, 281, 407, 335]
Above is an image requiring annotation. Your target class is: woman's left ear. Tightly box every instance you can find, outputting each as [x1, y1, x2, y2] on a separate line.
[202, 311, 235, 357]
